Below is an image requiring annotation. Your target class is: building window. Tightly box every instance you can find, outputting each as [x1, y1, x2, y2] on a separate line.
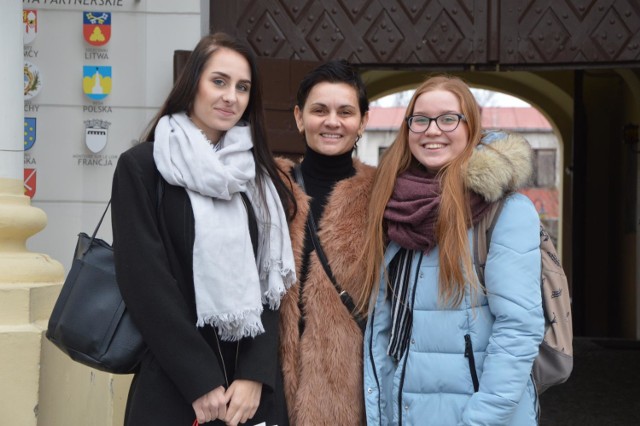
[378, 146, 388, 161]
[534, 149, 556, 187]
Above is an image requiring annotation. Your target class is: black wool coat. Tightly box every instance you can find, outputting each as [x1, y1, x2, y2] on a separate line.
[111, 142, 288, 426]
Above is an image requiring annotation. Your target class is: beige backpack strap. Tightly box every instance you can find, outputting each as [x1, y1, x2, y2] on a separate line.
[473, 199, 506, 284]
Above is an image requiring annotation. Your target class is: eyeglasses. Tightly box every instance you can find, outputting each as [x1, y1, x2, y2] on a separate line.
[406, 113, 466, 133]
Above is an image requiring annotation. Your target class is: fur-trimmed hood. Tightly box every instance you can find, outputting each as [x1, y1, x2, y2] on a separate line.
[466, 131, 533, 202]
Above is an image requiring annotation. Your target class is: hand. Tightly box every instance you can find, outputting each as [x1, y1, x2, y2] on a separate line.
[192, 386, 228, 424]
[223, 379, 262, 426]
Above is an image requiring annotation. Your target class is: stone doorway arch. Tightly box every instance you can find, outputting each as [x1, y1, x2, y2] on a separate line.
[208, 0, 640, 339]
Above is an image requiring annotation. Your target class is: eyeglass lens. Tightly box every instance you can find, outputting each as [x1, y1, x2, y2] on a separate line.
[408, 114, 461, 133]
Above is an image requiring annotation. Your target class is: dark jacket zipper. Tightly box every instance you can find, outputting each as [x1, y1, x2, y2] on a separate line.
[235, 341, 240, 374]
[397, 251, 424, 425]
[464, 334, 480, 392]
[213, 333, 230, 387]
[213, 333, 240, 388]
[397, 341, 410, 426]
[212, 193, 249, 389]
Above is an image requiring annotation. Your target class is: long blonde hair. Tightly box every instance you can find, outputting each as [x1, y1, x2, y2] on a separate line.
[356, 75, 483, 314]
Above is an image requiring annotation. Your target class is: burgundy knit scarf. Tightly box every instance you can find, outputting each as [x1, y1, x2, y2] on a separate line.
[384, 167, 492, 252]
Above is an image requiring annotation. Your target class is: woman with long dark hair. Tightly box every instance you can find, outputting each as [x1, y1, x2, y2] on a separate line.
[111, 32, 295, 425]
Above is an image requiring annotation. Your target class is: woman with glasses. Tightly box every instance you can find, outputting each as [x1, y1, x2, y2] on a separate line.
[359, 75, 545, 425]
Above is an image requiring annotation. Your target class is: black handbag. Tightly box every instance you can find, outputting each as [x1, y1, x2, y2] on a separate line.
[46, 201, 146, 374]
[46, 178, 164, 373]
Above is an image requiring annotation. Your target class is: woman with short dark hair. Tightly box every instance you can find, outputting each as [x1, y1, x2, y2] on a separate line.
[277, 59, 373, 425]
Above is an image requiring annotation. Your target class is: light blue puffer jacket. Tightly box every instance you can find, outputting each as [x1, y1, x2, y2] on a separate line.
[364, 133, 545, 426]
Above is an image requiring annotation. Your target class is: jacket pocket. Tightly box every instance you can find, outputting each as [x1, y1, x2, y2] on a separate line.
[464, 334, 479, 392]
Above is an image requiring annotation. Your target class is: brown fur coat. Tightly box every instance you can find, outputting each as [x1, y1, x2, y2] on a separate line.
[277, 157, 375, 425]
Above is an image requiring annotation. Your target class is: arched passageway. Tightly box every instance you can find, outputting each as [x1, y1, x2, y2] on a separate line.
[361, 68, 572, 264]
[209, 0, 640, 339]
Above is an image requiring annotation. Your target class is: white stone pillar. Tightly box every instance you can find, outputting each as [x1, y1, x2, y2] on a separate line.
[0, 2, 23, 180]
[0, 1, 64, 425]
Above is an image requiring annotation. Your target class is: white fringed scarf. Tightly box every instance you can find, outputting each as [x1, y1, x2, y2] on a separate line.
[153, 112, 296, 341]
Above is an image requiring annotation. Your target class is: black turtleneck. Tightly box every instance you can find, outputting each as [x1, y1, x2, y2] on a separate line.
[297, 145, 355, 336]
[300, 145, 356, 226]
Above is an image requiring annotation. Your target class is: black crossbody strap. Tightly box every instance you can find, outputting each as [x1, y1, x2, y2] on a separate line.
[293, 164, 365, 330]
[306, 204, 340, 289]
[292, 164, 340, 287]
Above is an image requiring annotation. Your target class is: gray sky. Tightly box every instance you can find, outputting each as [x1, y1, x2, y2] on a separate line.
[371, 88, 530, 108]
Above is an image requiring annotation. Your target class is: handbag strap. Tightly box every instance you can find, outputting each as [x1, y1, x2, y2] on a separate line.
[88, 201, 111, 243]
[86, 173, 165, 256]
[293, 164, 365, 330]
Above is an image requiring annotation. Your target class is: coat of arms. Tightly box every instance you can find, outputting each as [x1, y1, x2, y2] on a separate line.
[83, 12, 111, 46]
